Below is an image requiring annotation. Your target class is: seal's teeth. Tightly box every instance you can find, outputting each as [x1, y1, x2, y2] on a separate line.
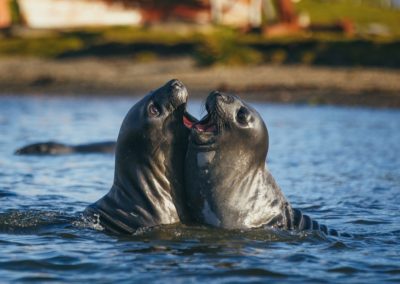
[193, 115, 216, 133]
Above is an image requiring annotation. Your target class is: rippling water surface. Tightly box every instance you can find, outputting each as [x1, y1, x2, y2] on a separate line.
[0, 95, 399, 283]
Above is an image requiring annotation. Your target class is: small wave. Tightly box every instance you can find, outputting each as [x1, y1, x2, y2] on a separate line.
[0, 209, 75, 234]
[325, 241, 350, 250]
[0, 209, 345, 245]
[212, 268, 289, 278]
[72, 212, 105, 232]
[328, 266, 364, 274]
[0, 259, 95, 271]
[0, 190, 18, 198]
[285, 253, 319, 263]
[347, 219, 391, 225]
[112, 225, 329, 244]
[16, 276, 63, 282]
[368, 264, 400, 275]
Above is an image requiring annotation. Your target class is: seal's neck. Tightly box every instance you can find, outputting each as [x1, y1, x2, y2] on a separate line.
[187, 150, 291, 229]
[93, 151, 181, 234]
[222, 169, 290, 229]
[117, 159, 179, 222]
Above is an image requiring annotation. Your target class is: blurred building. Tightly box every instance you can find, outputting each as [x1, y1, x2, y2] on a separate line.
[0, 0, 11, 29]
[14, 0, 271, 29]
[18, 0, 142, 28]
[210, 0, 263, 27]
[3, 0, 400, 30]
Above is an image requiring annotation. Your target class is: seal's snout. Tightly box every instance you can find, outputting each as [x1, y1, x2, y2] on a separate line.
[169, 79, 184, 89]
[167, 79, 188, 107]
[216, 92, 234, 104]
[206, 91, 233, 113]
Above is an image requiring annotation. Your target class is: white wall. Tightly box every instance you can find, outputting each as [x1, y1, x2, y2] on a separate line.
[210, 0, 263, 27]
[18, 0, 142, 28]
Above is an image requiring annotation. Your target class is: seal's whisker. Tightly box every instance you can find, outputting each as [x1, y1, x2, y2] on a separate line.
[212, 103, 227, 133]
[200, 97, 207, 116]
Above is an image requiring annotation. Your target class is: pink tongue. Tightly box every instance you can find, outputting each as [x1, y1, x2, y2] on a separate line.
[195, 123, 216, 132]
[183, 116, 195, 128]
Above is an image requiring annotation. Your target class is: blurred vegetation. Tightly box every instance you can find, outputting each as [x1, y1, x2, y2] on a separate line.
[9, 0, 22, 25]
[195, 29, 263, 66]
[0, 0, 400, 68]
[297, 0, 400, 37]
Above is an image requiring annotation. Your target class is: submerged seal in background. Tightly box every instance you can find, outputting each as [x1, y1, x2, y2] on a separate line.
[184, 91, 339, 236]
[85, 79, 197, 234]
[15, 141, 116, 155]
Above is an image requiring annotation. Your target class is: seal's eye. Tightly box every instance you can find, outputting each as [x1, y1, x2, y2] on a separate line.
[236, 107, 250, 125]
[148, 103, 161, 117]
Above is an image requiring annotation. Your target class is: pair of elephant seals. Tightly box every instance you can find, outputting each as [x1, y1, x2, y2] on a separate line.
[85, 79, 197, 234]
[19, 81, 341, 236]
[184, 91, 339, 236]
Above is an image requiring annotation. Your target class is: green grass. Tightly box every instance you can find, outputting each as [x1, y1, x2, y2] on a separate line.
[0, 36, 84, 58]
[9, 0, 22, 24]
[194, 29, 263, 66]
[295, 0, 400, 37]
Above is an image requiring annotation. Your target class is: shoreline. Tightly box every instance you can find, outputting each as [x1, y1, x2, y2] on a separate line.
[1, 57, 400, 108]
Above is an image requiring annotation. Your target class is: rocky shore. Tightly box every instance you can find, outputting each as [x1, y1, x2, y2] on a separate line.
[1, 57, 400, 108]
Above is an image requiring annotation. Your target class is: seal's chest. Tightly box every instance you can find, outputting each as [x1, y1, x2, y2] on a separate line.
[197, 151, 215, 169]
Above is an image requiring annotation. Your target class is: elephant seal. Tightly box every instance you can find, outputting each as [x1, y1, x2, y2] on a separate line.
[184, 91, 339, 236]
[85, 79, 197, 234]
[15, 141, 116, 155]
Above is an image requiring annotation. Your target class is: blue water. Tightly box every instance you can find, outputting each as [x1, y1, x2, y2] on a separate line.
[0, 95, 399, 283]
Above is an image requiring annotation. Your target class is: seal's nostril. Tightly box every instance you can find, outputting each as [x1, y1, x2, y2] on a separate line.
[169, 79, 182, 89]
[225, 95, 234, 104]
[213, 92, 233, 104]
[168, 79, 188, 107]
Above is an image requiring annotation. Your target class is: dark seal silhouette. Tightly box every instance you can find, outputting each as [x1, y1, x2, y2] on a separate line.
[184, 91, 340, 236]
[85, 79, 197, 234]
[15, 141, 116, 155]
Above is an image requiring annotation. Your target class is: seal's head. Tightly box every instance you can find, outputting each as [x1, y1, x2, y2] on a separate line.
[115, 79, 191, 180]
[185, 91, 288, 230]
[185, 91, 268, 167]
[88, 79, 197, 234]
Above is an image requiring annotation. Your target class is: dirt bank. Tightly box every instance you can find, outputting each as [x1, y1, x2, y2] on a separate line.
[1, 57, 400, 108]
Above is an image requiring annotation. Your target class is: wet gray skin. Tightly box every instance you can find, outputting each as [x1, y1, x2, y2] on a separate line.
[85, 79, 197, 234]
[184, 91, 338, 235]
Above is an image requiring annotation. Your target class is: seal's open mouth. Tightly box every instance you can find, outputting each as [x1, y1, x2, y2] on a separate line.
[184, 112, 218, 146]
[184, 113, 217, 133]
[182, 91, 223, 146]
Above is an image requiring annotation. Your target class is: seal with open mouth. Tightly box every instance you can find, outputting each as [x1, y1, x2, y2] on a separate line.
[85, 79, 198, 234]
[184, 91, 339, 235]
